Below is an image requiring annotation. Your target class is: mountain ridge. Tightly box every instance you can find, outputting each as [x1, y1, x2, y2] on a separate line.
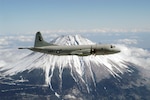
[0, 35, 150, 100]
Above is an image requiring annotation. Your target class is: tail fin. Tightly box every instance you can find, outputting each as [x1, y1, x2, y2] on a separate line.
[34, 32, 52, 47]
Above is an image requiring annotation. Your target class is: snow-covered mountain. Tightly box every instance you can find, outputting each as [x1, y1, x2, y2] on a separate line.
[0, 35, 150, 100]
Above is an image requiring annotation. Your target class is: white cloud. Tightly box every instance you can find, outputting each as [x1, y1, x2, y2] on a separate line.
[118, 45, 150, 68]
[0, 60, 6, 67]
[1, 28, 149, 48]
[0, 38, 10, 46]
[0, 35, 34, 48]
[118, 39, 138, 45]
[4, 35, 33, 42]
[16, 36, 33, 42]
[117, 45, 150, 84]
[0, 48, 31, 66]
[39, 28, 150, 34]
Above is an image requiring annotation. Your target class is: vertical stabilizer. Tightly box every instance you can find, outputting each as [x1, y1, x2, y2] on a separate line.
[34, 32, 51, 47]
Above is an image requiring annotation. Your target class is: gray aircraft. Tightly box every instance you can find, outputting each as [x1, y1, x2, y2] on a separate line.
[19, 32, 120, 56]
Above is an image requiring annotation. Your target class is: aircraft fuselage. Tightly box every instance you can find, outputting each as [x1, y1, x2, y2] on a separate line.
[29, 44, 120, 56]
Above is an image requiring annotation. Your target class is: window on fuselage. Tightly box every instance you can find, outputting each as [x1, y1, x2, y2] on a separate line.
[110, 45, 115, 48]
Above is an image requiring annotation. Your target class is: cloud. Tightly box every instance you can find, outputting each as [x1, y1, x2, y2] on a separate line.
[1, 28, 149, 48]
[118, 45, 150, 68]
[117, 45, 150, 84]
[118, 39, 138, 45]
[0, 60, 6, 67]
[39, 28, 150, 34]
[0, 48, 30, 67]
[0, 35, 34, 48]
[0, 38, 10, 46]
[16, 36, 33, 42]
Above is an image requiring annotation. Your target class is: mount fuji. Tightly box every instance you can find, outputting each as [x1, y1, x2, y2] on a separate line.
[0, 35, 150, 100]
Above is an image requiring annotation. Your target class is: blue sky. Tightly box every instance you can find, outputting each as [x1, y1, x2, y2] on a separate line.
[0, 0, 150, 48]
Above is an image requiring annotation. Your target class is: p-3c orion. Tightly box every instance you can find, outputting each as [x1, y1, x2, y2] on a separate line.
[19, 32, 120, 56]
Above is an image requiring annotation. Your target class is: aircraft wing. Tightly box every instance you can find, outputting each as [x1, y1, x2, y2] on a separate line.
[70, 51, 83, 55]
[70, 49, 91, 56]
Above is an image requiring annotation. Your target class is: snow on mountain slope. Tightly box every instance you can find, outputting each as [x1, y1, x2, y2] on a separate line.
[0, 35, 150, 92]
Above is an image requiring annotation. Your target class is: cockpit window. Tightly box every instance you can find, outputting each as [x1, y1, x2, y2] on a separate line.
[110, 45, 115, 48]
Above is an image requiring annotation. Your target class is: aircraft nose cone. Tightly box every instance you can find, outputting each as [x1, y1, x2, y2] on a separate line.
[115, 48, 121, 53]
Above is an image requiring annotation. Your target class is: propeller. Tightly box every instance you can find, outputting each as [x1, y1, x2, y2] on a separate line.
[90, 46, 96, 55]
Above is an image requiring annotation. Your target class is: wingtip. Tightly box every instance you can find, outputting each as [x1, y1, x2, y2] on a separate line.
[18, 48, 23, 49]
[18, 47, 28, 49]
